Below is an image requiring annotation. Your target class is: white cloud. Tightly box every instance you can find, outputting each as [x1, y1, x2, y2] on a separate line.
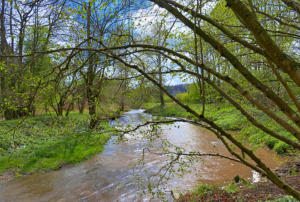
[132, 3, 189, 39]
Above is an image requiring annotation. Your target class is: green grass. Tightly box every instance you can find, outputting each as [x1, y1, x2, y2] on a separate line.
[0, 112, 113, 175]
[192, 183, 241, 196]
[192, 184, 220, 196]
[144, 102, 248, 130]
[143, 102, 296, 154]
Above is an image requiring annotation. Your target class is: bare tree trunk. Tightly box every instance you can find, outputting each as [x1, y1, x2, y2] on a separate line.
[0, 0, 15, 120]
[120, 73, 127, 112]
[57, 99, 64, 116]
[0, 0, 6, 94]
[78, 98, 85, 114]
[158, 53, 164, 108]
[9, 1, 13, 51]
[86, 1, 98, 129]
[156, 24, 164, 108]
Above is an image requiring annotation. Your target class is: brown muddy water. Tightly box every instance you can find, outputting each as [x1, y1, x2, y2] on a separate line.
[0, 109, 285, 202]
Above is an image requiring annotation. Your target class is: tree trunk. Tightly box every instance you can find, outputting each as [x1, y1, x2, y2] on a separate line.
[0, 0, 6, 94]
[57, 99, 64, 116]
[78, 98, 85, 114]
[87, 91, 97, 128]
[158, 54, 164, 108]
[86, 1, 98, 129]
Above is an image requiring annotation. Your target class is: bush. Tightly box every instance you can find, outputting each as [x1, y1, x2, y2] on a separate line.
[265, 136, 278, 149]
[274, 142, 291, 155]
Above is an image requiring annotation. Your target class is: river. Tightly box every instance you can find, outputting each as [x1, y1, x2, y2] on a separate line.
[0, 109, 284, 201]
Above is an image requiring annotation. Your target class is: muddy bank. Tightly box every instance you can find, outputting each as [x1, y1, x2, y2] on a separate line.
[178, 159, 300, 202]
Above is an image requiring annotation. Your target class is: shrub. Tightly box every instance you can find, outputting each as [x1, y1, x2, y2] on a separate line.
[274, 142, 291, 155]
[264, 136, 278, 149]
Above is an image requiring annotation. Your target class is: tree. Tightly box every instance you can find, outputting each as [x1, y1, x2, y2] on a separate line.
[66, 0, 132, 128]
[0, 0, 67, 119]
[2, 0, 299, 199]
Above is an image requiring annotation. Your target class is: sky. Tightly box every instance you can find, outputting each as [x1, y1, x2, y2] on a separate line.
[130, 1, 192, 85]
[128, 0, 216, 85]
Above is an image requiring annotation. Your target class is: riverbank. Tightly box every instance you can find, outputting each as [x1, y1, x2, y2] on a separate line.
[144, 103, 300, 201]
[178, 159, 300, 201]
[143, 102, 297, 155]
[0, 112, 114, 183]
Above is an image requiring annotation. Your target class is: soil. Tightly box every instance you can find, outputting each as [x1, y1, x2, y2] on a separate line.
[178, 159, 300, 202]
[0, 172, 14, 184]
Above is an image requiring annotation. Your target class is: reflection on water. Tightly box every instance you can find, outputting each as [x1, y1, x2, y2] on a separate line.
[0, 110, 285, 202]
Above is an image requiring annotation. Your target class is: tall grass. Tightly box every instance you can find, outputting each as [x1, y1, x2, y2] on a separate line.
[0, 112, 113, 175]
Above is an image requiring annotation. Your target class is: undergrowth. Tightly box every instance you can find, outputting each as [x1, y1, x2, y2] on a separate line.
[0, 112, 113, 175]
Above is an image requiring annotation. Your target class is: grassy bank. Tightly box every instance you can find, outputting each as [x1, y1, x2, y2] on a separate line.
[143, 102, 297, 155]
[0, 112, 114, 177]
